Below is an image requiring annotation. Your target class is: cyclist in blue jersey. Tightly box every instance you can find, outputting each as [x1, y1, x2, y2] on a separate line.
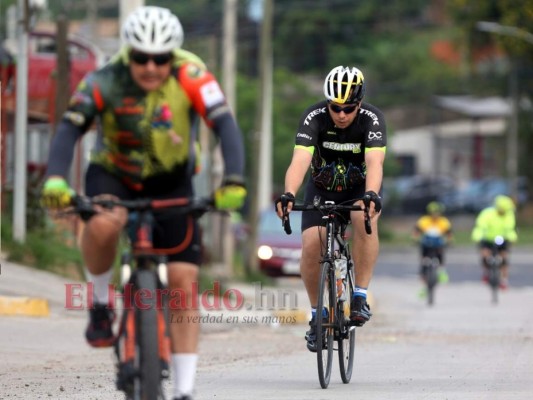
[41, 6, 246, 400]
[275, 66, 386, 352]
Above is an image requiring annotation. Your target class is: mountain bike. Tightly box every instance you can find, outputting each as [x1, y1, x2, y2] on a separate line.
[486, 236, 506, 305]
[282, 196, 371, 389]
[66, 194, 215, 400]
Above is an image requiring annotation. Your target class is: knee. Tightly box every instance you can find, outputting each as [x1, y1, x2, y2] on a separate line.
[85, 216, 124, 244]
[168, 263, 199, 293]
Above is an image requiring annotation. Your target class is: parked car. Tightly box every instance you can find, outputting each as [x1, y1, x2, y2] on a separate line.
[439, 177, 529, 214]
[257, 210, 302, 277]
[383, 175, 456, 215]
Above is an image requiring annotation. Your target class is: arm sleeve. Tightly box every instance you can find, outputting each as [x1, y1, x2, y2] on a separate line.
[45, 120, 85, 179]
[211, 112, 245, 182]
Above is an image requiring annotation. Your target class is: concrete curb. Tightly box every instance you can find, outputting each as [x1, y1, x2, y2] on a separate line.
[0, 296, 50, 317]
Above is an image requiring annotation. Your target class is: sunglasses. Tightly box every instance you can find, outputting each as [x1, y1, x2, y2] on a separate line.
[130, 51, 173, 66]
[328, 103, 358, 114]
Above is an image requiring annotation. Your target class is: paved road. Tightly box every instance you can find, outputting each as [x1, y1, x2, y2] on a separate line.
[1, 248, 533, 399]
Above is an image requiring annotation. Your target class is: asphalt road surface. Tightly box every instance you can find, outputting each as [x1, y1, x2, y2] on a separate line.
[1, 246, 532, 399]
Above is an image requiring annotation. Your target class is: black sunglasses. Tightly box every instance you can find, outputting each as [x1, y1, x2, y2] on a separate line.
[328, 103, 358, 114]
[130, 51, 173, 66]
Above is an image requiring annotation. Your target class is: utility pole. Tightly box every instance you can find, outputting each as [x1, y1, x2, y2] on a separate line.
[211, 0, 237, 278]
[13, 0, 29, 242]
[476, 21, 533, 200]
[246, 0, 273, 273]
[119, 0, 145, 28]
[54, 15, 70, 133]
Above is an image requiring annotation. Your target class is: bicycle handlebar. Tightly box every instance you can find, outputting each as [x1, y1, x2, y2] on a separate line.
[282, 201, 372, 235]
[67, 194, 216, 221]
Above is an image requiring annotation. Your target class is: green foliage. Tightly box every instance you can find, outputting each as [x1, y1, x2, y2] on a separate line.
[235, 67, 318, 191]
[1, 214, 84, 278]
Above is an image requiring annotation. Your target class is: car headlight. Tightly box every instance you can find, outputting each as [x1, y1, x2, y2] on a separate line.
[257, 245, 273, 260]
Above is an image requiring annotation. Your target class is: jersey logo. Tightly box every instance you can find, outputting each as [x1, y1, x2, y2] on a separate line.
[200, 81, 225, 108]
[296, 132, 312, 141]
[368, 131, 382, 140]
[303, 107, 326, 126]
[359, 108, 380, 126]
[323, 142, 361, 153]
[185, 64, 205, 79]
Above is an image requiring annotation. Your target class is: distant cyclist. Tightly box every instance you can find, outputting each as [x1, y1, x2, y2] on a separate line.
[412, 201, 453, 295]
[471, 195, 518, 289]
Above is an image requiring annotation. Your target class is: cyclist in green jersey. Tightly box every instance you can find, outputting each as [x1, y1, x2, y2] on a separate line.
[41, 6, 246, 400]
[471, 195, 518, 289]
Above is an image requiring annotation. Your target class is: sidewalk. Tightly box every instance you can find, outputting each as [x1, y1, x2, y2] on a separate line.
[0, 259, 375, 331]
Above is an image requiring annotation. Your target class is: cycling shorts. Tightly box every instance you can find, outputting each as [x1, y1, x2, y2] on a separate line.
[479, 240, 509, 252]
[301, 182, 369, 232]
[421, 246, 444, 264]
[85, 164, 202, 264]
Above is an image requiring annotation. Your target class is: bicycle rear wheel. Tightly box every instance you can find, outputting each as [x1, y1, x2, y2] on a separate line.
[316, 262, 335, 389]
[338, 266, 355, 383]
[135, 269, 163, 400]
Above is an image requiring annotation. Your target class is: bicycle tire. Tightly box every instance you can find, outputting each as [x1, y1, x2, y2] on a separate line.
[338, 265, 356, 383]
[135, 269, 163, 400]
[316, 262, 335, 389]
[488, 261, 500, 305]
[426, 258, 439, 306]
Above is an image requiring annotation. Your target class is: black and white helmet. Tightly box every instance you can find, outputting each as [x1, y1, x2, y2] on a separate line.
[323, 66, 365, 104]
[121, 6, 184, 54]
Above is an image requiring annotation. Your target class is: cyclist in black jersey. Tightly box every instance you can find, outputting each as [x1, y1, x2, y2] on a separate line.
[41, 6, 245, 400]
[275, 65, 386, 352]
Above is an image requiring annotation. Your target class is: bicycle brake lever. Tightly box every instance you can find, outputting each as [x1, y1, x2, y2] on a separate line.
[364, 209, 372, 235]
[282, 207, 292, 235]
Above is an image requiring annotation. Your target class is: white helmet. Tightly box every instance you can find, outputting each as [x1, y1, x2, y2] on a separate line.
[323, 66, 365, 104]
[121, 6, 184, 54]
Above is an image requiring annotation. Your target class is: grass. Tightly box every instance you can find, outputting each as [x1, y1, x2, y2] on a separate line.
[1, 215, 85, 280]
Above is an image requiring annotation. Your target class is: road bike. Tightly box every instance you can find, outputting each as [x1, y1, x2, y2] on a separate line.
[66, 194, 215, 400]
[282, 196, 371, 389]
[418, 235, 446, 306]
[486, 235, 506, 305]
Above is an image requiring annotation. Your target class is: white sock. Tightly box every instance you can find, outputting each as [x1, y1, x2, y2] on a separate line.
[172, 353, 198, 398]
[85, 268, 113, 305]
[353, 286, 368, 299]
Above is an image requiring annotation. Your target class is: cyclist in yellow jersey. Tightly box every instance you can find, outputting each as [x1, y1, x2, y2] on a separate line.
[41, 7, 246, 400]
[471, 195, 517, 289]
[412, 201, 453, 294]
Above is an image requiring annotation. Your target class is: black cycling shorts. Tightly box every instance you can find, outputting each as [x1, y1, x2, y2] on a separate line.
[85, 164, 202, 264]
[479, 240, 509, 252]
[301, 182, 369, 232]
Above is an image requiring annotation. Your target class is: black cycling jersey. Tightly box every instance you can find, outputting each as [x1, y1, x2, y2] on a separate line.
[294, 100, 386, 192]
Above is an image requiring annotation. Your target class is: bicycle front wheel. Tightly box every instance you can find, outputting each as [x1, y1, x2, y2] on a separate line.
[488, 263, 500, 305]
[316, 262, 335, 389]
[135, 269, 163, 400]
[338, 267, 356, 383]
[426, 259, 439, 306]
